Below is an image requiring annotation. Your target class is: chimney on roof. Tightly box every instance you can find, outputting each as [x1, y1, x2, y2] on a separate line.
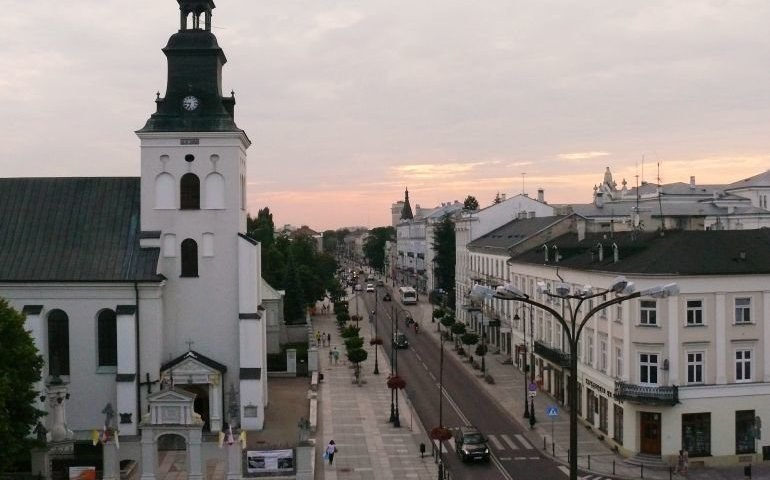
[690, 176, 696, 190]
[501, 193, 507, 201]
[537, 188, 544, 202]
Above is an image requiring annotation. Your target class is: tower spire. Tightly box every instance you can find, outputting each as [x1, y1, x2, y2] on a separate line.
[400, 187, 414, 220]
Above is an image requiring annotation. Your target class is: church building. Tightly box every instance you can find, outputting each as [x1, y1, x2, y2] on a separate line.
[0, 0, 267, 475]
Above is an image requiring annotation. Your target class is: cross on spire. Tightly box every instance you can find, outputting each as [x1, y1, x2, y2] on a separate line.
[185, 338, 195, 351]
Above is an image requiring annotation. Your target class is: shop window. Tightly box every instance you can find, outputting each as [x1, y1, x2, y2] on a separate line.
[736, 410, 756, 454]
[599, 396, 608, 433]
[682, 413, 711, 457]
[613, 404, 624, 444]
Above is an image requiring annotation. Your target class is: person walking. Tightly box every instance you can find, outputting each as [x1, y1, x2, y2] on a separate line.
[327, 332, 331, 346]
[325, 440, 338, 465]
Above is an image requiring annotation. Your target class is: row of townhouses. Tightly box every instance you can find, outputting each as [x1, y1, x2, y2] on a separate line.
[395, 167, 770, 466]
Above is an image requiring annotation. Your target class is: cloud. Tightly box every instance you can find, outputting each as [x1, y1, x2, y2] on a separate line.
[392, 161, 498, 179]
[557, 152, 611, 161]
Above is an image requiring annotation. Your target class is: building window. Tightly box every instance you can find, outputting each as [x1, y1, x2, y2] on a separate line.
[640, 300, 657, 325]
[736, 410, 756, 454]
[682, 413, 711, 457]
[613, 404, 624, 444]
[599, 396, 608, 433]
[586, 388, 595, 423]
[181, 238, 199, 277]
[615, 346, 623, 378]
[586, 335, 594, 366]
[97, 310, 117, 368]
[47, 310, 70, 376]
[615, 304, 623, 323]
[639, 353, 658, 385]
[734, 297, 751, 324]
[599, 339, 608, 373]
[686, 351, 704, 384]
[686, 300, 703, 325]
[180, 173, 200, 210]
[735, 349, 752, 382]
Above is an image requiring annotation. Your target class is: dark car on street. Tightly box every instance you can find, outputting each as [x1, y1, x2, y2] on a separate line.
[455, 426, 490, 462]
[393, 332, 408, 349]
[383, 293, 392, 301]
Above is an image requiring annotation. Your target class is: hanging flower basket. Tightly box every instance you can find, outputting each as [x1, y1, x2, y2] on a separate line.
[369, 337, 383, 346]
[430, 426, 452, 441]
[386, 375, 406, 390]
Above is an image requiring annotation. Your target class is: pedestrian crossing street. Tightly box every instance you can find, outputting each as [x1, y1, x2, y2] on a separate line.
[557, 465, 612, 480]
[432, 430, 537, 460]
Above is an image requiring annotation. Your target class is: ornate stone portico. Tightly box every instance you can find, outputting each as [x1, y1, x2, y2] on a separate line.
[140, 388, 204, 480]
[161, 350, 227, 432]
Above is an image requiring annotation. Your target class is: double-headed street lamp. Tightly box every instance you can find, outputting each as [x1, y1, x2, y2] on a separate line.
[474, 278, 679, 480]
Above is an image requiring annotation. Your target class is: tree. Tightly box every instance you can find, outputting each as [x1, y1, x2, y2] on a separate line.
[0, 298, 44, 471]
[322, 230, 338, 253]
[282, 253, 306, 324]
[432, 214, 456, 308]
[247, 207, 275, 248]
[463, 195, 479, 211]
[363, 226, 395, 272]
[493, 192, 502, 204]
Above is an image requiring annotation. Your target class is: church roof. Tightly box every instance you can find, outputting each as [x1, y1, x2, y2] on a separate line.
[0, 177, 162, 282]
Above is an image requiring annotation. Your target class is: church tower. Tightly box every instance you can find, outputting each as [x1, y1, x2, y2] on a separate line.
[136, 0, 265, 431]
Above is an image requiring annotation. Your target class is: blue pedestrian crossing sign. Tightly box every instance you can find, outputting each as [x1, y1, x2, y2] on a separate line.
[546, 406, 559, 417]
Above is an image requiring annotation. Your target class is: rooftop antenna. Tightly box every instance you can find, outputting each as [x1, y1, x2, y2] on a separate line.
[657, 161, 665, 234]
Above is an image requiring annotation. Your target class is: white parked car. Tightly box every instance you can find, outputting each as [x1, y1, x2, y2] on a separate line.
[366, 283, 375, 292]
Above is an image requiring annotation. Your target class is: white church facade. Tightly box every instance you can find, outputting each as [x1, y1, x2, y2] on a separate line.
[0, 1, 266, 477]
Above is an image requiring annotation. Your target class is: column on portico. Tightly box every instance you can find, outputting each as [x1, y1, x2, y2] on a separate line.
[188, 429, 203, 480]
[140, 428, 157, 480]
[208, 378, 222, 432]
[116, 305, 138, 435]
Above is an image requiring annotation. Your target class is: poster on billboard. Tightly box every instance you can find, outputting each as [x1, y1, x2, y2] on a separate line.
[69, 466, 96, 480]
[246, 449, 294, 473]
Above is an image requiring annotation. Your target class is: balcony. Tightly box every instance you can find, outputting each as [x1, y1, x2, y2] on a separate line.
[614, 381, 679, 406]
[534, 341, 571, 368]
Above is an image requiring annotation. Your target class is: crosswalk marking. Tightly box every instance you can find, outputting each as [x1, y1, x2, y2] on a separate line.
[557, 465, 610, 480]
[500, 434, 519, 450]
[487, 434, 504, 450]
[514, 433, 533, 449]
[432, 439, 448, 454]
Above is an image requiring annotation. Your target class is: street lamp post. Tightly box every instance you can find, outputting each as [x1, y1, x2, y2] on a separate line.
[389, 303, 396, 424]
[513, 305, 535, 419]
[476, 278, 679, 480]
[374, 285, 380, 375]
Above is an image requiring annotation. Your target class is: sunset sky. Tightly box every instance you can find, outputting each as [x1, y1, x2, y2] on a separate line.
[3, 1, 769, 230]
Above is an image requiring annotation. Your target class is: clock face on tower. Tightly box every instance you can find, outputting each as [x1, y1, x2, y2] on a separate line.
[182, 95, 199, 111]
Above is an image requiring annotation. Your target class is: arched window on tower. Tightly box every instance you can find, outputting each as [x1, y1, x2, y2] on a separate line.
[180, 173, 200, 210]
[181, 238, 199, 277]
[97, 309, 117, 368]
[47, 310, 70, 377]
